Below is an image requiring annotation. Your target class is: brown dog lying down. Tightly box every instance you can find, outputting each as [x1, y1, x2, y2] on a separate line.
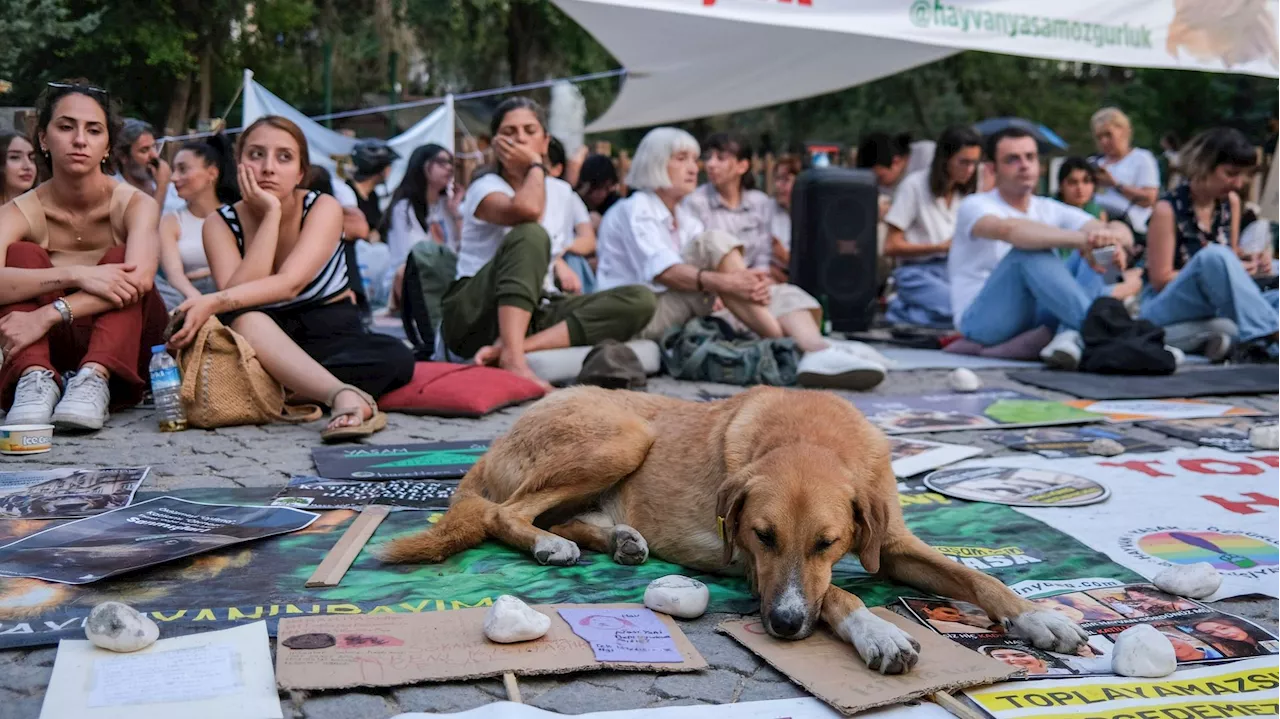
[382, 387, 1088, 673]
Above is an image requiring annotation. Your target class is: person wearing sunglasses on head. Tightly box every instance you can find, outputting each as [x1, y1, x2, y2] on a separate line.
[0, 80, 167, 431]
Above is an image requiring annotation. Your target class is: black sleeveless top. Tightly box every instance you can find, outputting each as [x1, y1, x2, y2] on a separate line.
[216, 190, 350, 311]
[1163, 182, 1231, 271]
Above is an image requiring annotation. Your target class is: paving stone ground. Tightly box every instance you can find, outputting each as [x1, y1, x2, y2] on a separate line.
[0, 369, 1276, 717]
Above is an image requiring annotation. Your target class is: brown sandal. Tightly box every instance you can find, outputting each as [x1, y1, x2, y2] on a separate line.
[320, 384, 389, 443]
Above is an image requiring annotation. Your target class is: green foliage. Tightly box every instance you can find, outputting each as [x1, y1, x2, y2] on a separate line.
[0, 0, 100, 83]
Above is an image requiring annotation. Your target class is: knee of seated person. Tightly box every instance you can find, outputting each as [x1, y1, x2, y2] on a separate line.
[504, 223, 552, 254]
[1193, 243, 1236, 268]
[229, 311, 272, 334]
[5, 242, 52, 267]
[615, 286, 658, 327]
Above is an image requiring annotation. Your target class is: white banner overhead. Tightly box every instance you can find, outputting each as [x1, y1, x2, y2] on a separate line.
[553, 0, 1280, 131]
[241, 70, 454, 192]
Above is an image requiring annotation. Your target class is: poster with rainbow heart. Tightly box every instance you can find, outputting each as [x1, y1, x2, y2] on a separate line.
[933, 449, 1278, 601]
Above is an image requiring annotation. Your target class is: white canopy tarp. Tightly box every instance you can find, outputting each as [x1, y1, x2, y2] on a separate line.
[553, 0, 1279, 132]
[241, 70, 453, 191]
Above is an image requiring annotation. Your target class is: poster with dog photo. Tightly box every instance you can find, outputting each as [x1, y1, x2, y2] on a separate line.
[1139, 418, 1265, 453]
[0, 467, 148, 519]
[900, 583, 1278, 677]
[887, 438, 983, 478]
[847, 390, 1101, 435]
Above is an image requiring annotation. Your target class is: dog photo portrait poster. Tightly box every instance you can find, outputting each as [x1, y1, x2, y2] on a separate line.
[985, 427, 1166, 459]
[270, 476, 457, 511]
[0, 467, 149, 520]
[311, 441, 490, 480]
[888, 438, 984, 478]
[847, 390, 1101, 435]
[923, 466, 1110, 507]
[1140, 418, 1269, 453]
[901, 584, 1278, 678]
[0, 497, 317, 584]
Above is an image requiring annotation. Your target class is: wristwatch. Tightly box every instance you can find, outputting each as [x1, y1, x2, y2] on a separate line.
[52, 298, 74, 324]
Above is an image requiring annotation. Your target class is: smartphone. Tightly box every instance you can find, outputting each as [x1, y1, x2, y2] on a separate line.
[1092, 245, 1123, 284]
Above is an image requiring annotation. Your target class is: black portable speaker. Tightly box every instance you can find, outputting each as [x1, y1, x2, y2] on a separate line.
[788, 167, 880, 332]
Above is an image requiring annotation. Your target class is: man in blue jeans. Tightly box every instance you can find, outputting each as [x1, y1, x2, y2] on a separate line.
[948, 127, 1142, 369]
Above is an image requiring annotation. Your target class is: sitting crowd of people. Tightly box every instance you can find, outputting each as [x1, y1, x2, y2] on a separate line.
[0, 82, 1274, 440]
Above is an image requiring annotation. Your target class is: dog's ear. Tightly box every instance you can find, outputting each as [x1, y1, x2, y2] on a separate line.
[715, 473, 750, 566]
[851, 484, 891, 575]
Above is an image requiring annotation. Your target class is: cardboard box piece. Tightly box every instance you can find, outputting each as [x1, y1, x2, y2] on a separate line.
[276, 603, 707, 690]
[719, 608, 1019, 716]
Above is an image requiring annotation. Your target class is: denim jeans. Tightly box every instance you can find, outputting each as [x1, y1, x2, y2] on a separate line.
[960, 249, 1109, 346]
[886, 260, 952, 328]
[1138, 244, 1279, 342]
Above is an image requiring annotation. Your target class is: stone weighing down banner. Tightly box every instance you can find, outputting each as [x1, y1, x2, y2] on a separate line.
[946, 450, 1278, 600]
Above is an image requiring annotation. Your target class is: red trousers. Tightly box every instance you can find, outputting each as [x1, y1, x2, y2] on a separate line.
[0, 243, 167, 410]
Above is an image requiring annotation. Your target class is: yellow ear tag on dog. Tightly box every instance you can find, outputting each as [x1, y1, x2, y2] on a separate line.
[716, 515, 726, 541]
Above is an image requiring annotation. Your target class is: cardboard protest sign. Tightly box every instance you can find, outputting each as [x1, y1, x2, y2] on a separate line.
[719, 608, 1018, 715]
[1141, 418, 1269, 453]
[985, 427, 1165, 459]
[847, 390, 1100, 434]
[274, 603, 705, 690]
[0, 497, 317, 584]
[997, 449, 1279, 600]
[311, 441, 489, 480]
[271, 476, 457, 511]
[888, 438, 983, 478]
[1063, 399, 1265, 423]
[901, 583, 1278, 678]
[40, 621, 281, 719]
[0, 467, 147, 519]
[965, 656, 1280, 719]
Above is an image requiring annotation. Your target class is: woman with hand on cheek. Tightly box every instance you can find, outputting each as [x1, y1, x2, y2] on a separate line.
[166, 115, 414, 442]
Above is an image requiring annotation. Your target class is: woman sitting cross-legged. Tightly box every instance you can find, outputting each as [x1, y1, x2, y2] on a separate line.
[0, 80, 167, 431]
[439, 97, 656, 389]
[167, 115, 415, 441]
[596, 127, 887, 390]
[1140, 128, 1278, 359]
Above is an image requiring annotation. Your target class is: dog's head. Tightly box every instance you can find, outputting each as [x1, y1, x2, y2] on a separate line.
[716, 399, 897, 640]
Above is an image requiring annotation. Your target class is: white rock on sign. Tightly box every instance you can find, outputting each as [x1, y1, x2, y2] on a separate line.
[483, 595, 551, 644]
[1153, 562, 1222, 599]
[85, 601, 160, 653]
[1087, 438, 1126, 457]
[1111, 624, 1177, 678]
[644, 575, 710, 619]
[948, 368, 982, 393]
[1249, 425, 1278, 450]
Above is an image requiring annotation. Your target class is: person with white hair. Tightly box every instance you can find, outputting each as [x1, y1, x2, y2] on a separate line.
[1090, 107, 1161, 237]
[596, 127, 888, 390]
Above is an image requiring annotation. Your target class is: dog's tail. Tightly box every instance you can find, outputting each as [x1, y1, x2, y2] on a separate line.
[378, 461, 495, 564]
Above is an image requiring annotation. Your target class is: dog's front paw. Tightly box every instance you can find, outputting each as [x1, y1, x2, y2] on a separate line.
[1005, 609, 1089, 653]
[837, 608, 921, 674]
[611, 525, 649, 565]
[533, 535, 581, 566]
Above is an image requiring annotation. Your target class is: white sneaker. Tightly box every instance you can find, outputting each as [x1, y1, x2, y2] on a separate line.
[1165, 345, 1186, 367]
[832, 340, 896, 369]
[797, 347, 886, 391]
[1040, 329, 1083, 371]
[51, 368, 110, 431]
[1203, 332, 1233, 363]
[7, 369, 61, 425]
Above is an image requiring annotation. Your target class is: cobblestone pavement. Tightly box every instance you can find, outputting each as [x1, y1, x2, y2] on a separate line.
[1, 369, 1276, 718]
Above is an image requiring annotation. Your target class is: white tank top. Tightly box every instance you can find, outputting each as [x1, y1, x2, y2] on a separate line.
[173, 207, 209, 273]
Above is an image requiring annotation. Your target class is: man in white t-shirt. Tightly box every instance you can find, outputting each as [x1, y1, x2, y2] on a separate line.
[950, 127, 1141, 370]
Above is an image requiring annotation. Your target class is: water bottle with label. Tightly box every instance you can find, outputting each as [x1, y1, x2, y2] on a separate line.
[149, 345, 187, 432]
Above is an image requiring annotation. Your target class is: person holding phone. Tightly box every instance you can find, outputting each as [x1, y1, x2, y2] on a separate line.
[112, 119, 180, 214]
[1090, 108, 1160, 239]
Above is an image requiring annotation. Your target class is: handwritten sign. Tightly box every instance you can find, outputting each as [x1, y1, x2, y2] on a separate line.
[275, 603, 706, 690]
[557, 608, 683, 663]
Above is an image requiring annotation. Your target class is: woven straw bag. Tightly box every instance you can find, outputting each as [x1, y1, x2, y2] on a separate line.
[177, 316, 322, 428]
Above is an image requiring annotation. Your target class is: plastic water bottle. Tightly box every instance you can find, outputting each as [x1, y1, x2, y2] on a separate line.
[149, 345, 187, 432]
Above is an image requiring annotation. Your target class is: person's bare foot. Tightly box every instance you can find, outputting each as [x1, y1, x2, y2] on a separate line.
[327, 388, 373, 431]
[498, 350, 553, 392]
[474, 344, 502, 366]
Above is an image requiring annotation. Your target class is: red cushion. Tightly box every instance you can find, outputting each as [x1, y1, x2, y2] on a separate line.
[378, 362, 546, 418]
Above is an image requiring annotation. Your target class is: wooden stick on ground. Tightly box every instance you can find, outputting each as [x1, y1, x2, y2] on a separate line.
[930, 691, 987, 719]
[305, 504, 391, 588]
[503, 672, 523, 703]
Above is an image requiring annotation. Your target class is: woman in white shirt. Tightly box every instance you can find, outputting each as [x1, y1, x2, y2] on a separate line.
[380, 143, 460, 308]
[1090, 108, 1161, 239]
[883, 125, 982, 328]
[155, 138, 232, 311]
[439, 97, 655, 389]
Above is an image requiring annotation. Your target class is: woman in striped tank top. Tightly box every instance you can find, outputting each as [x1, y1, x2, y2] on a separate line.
[167, 116, 414, 442]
